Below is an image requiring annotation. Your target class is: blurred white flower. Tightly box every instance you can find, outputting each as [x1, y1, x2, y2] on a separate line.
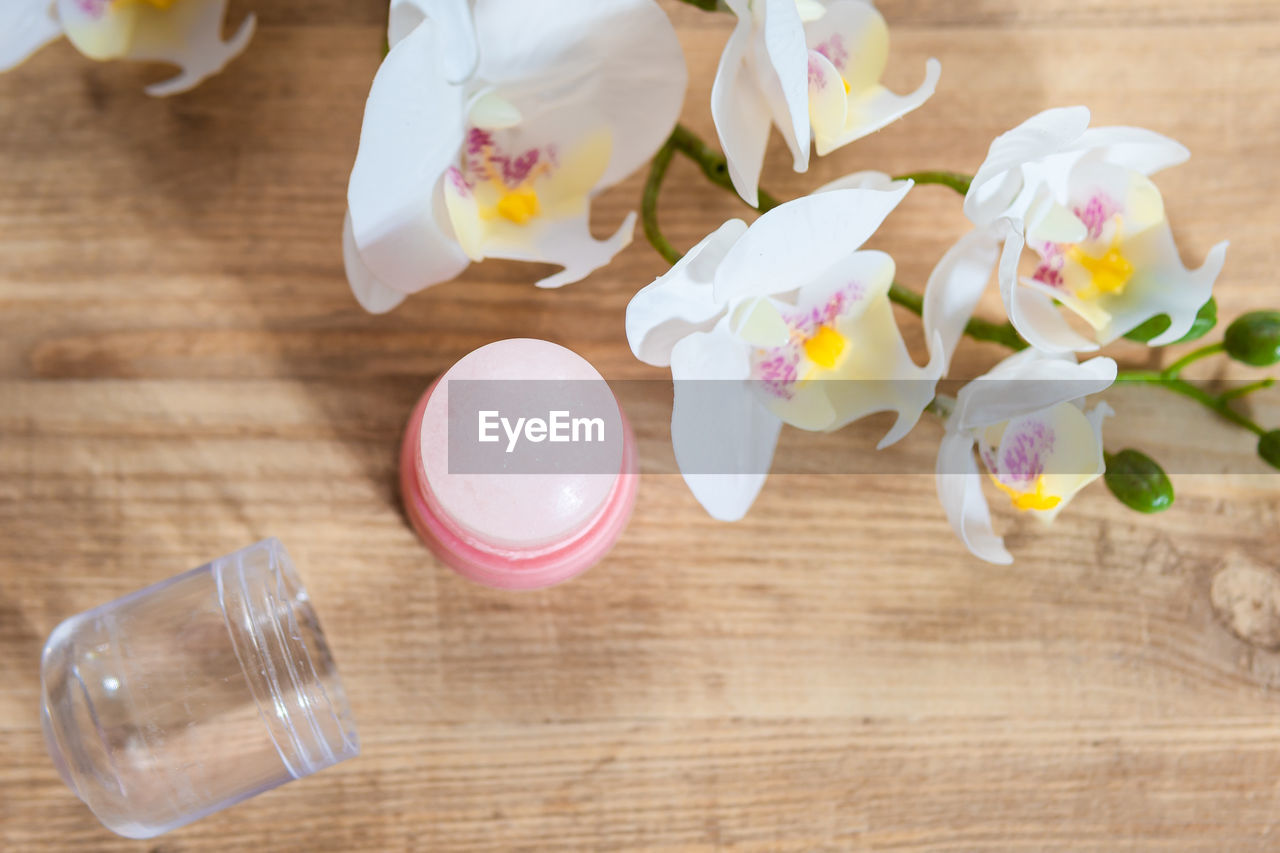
[627, 185, 945, 520]
[343, 0, 687, 313]
[2, 0, 255, 96]
[712, 0, 939, 205]
[936, 348, 1116, 564]
[931, 107, 1228, 355]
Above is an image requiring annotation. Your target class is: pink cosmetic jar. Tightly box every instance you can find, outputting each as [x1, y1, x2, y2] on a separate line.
[400, 338, 638, 589]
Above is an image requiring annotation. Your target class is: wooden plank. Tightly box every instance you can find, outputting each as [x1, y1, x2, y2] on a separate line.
[2, 1, 1279, 849]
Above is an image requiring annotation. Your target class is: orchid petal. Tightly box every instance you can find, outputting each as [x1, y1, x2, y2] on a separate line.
[1074, 125, 1190, 176]
[754, 250, 941, 444]
[1, 0, 62, 72]
[986, 402, 1103, 522]
[795, 0, 826, 22]
[936, 430, 1013, 565]
[485, 210, 636, 290]
[952, 350, 1117, 431]
[756, 0, 811, 172]
[923, 226, 1001, 372]
[1024, 197, 1087, 245]
[803, 0, 888, 91]
[998, 219, 1100, 353]
[441, 167, 485, 262]
[714, 184, 911, 303]
[59, 0, 255, 96]
[712, 18, 773, 206]
[1140, 239, 1228, 346]
[1091, 225, 1227, 346]
[828, 292, 943, 445]
[814, 59, 941, 156]
[732, 298, 791, 348]
[626, 221, 747, 366]
[966, 106, 1091, 226]
[472, 0, 686, 192]
[347, 20, 470, 297]
[467, 90, 522, 130]
[803, 1, 939, 156]
[670, 327, 783, 522]
[814, 170, 910, 194]
[388, 0, 477, 82]
[806, 49, 848, 150]
[342, 211, 409, 314]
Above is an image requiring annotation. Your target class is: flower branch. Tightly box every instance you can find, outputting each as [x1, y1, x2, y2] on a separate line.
[885, 282, 1027, 351]
[628, 81, 1276, 551]
[1116, 371, 1267, 436]
[1160, 342, 1225, 378]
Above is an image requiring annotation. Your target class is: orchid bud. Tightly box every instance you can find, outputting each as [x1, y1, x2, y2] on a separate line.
[1259, 431, 1280, 471]
[1224, 311, 1280, 367]
[1104, 450, 1174, 513]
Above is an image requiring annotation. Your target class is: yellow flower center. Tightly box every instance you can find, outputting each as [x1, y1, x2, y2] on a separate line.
[116, 0, 177, 8]
[472, 144, 551, 228]
[803, 325, 845, 369]
[1067, 220, 1134, 300]
[990, 474, 1062, 512]
[495, 187, 540, 225]
[841, 76, 851, 95]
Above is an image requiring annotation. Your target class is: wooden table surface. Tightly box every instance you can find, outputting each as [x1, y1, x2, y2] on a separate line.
[3, 1, 1280, 850]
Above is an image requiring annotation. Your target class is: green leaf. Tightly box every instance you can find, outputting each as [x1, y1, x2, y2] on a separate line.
[1124, 298, 1217, 344]
[1224, 310, 1280, 367]
[1260, 430, 1280, 471]
[1103, 450, 1175, 513]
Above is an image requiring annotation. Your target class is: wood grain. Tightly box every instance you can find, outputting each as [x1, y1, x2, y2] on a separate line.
[2, 1, 1280, 850]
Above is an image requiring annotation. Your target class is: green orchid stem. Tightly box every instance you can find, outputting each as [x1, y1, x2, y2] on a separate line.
[642, 123, 780, 264]
[886, 283, 1027, 352]
[670, 124, 782, 211]
[1219, 377, 1276, 402]
[1161, 341, 1225, 378]
[892, 170, 973, 196]
[674, 0, 723, 10]
[1117, 370, 1267, 436]
[642, 139, 682, 265]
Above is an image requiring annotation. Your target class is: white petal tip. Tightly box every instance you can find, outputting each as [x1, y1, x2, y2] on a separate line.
[142, 12, 257, 97]
[351, 285, 408, 314]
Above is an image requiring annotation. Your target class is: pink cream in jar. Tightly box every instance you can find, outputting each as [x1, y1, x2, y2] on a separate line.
[399, 338, 638, 589]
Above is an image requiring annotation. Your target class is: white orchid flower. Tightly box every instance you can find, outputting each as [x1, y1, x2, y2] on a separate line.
[627, 185, 945, 521]
[343, 0, 687, 314]
[930, 106, 1229, 356]
[936, 348, 1116, 564]
[2, 0, 255, 96]
[712, 0, 940, 206]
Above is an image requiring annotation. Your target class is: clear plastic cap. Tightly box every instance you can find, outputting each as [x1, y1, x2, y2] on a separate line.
[40, 539, 359, 839]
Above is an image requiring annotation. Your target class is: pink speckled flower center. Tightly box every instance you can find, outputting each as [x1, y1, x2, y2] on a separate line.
[462, 127, 555, 190]
[752, 281, 864, 399]
[447, 127, 559, 226]
[993, 418, 1055, 490]
[814, 34, 849, 69]
[1031, 193, 1131, 297]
